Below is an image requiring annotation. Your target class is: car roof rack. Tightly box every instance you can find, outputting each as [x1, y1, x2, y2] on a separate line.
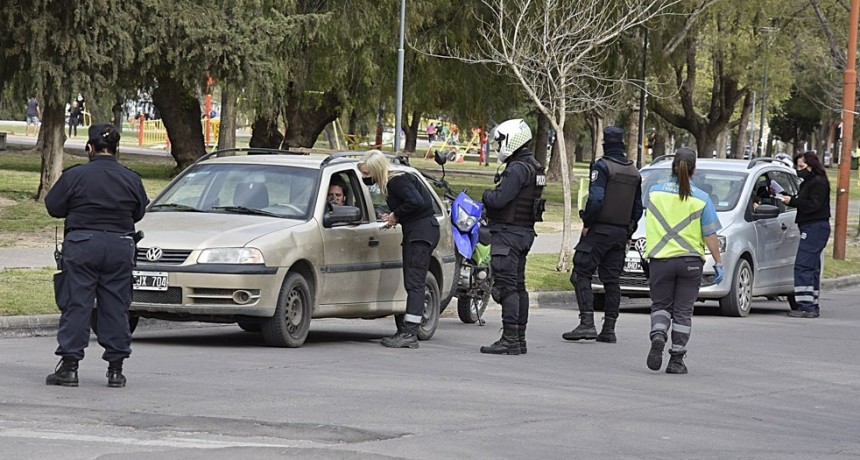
[746, 157, 791, 169]
[650, 154, 675, 165]
[320, 151, 411, 167]
[193, 148, 309, 165]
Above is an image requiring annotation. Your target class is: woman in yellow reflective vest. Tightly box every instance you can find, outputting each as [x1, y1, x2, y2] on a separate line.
[643, 148, 724, 374]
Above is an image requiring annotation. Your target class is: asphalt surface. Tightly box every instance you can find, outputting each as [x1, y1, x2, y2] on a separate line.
[1, 287, 859, 459]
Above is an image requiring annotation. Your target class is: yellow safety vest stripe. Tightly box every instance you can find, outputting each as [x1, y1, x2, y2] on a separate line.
[645, 191, 707, 260]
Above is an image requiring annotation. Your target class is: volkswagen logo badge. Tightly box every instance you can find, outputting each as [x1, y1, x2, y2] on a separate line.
[634, 238, 647, 254]
[146, 247, 163, 262]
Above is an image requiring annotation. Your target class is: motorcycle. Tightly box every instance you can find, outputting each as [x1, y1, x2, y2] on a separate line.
[424, 151, 493, 325]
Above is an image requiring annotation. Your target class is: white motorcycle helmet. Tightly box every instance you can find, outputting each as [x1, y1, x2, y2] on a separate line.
[491, 118, 532, 163]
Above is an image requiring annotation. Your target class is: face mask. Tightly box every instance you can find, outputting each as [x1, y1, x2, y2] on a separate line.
[362, 177, 375, 186]
[797, 169, 813, 180]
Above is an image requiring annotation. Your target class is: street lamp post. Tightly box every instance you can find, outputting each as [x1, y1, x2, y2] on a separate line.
[393, 0, 406, 155]
[756, 27, 777, 158]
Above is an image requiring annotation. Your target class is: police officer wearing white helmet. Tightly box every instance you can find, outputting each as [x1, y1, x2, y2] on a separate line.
[480, 119, 546, 355]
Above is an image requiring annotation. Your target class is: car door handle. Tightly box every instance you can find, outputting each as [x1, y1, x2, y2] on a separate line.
[368, 238, 380, 247]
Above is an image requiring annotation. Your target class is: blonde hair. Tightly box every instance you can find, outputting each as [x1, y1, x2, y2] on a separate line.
[359, 150, 391, 198]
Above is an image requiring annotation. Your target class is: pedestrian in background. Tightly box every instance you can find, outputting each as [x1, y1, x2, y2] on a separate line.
[780, 151, 831, 318]
[68, 101, 82, 137]
[643, 148, 723, 374]
[45, 124, 149, 388]
[25, 96, 41, 136]
[359, 150, 440, 348]
[480, 118, 546, 355]
[564, 126, 643, 344]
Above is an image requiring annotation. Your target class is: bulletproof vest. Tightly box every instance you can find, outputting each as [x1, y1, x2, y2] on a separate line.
[595, 157, 640, 226]
[487, 157, 546, 227]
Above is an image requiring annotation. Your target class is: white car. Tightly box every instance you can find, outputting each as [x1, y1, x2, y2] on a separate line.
[124, 149, 456, 347]
[591, 156, 802, 317]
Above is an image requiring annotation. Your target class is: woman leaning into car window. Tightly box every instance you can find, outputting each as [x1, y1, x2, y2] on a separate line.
[358, 150, 440, 349]
[779, 151, 831, 318]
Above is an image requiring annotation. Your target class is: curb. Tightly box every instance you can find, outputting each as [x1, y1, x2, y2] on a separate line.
[2, 275, 859, 337]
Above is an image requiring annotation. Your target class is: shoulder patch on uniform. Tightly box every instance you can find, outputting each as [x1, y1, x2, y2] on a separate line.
[591, 169, 598, 182]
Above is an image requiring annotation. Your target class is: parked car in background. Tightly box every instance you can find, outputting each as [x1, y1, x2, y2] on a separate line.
[591, 156, 802, 317]
[124, 149, 456, 347]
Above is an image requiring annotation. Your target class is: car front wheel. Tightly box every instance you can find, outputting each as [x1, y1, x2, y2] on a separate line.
[262, 273, 312, 347]
[719, 258, 753, 317]
[417, 272, 440, 340]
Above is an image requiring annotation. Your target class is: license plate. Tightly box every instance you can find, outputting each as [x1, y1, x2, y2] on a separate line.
[624, 258, 642, 272]
[133, 271, 168, 291]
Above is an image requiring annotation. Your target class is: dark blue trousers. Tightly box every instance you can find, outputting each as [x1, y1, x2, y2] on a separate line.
[794, 221, 830, 314]
[54, 231, 135, 362]
[490, 225, 535, 326]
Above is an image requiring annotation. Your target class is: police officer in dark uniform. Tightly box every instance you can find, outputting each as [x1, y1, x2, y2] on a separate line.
[480, 119, 546, 355]
[563, 126, 643, 343]
[359, 151, 440, 348]
[45, 124, 149, 387]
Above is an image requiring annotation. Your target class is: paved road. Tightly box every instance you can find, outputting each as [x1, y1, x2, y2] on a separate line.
[1, 287, 859, 459]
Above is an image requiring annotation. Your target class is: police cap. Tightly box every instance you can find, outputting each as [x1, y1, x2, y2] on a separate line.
[673, 147, 697, 169]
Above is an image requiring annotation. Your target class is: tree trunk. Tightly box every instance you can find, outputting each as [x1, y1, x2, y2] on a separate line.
[731, 92, 753, 159]
[323, 123, 338, 150]
[534, 112, 550, 166]
[249, 116, 283, 149]
[283, 85, 341, 148]
[550, 110, 574, 272]
[591, 115, 604, 162]
[152, 76, 207, 174]
[112, 97, 124, 131]
[626, 104, 640, 161]
[404, 110, 420, 153]
[652, 132, 667, 158]
[375, 102, 385, 149]
[35, 99, 67, 201]
[217, 88, 237, 150]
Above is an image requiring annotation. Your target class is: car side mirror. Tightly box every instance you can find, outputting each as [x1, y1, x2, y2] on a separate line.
[323, 205, 362, 227]
[434, 150, 447, 166]
[751, 204, 780, 220]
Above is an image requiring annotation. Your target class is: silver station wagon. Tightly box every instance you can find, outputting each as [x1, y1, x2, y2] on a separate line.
[128, 149, 456, 347]
[591, 156, 802, 317]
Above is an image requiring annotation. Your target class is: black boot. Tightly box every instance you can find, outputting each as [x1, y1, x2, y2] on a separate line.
[480, 324, 520, 355]
[665, 350, 688, 374]
[518, 325, 527, 354]
[107, 360, 127, 388]
[647, 333, 666, 371]
[382, 321, 419, 349]
[596, 317, 617, 343]
[562, 313, 597, 341]
[46, 357, 79, 387]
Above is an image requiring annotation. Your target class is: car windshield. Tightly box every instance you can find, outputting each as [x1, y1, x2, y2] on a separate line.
[150, 163, 317, 219]
[641, 168, 747, 212]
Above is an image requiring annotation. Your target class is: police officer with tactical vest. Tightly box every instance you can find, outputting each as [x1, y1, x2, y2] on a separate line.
[564, 126, 643, 343]
[480, 119, 546, 355]
[45, 124, 149, 387]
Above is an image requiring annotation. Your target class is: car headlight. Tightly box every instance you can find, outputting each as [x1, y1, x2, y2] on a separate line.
[197, 248, 265, 264]
[454, 205, 479, 232]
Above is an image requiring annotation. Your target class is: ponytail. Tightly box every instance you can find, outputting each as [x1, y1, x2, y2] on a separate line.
[674, 161, 693, 201]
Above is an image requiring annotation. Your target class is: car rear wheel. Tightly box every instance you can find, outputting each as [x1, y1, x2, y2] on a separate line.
[417, 272, 440, 341]
[261, 273, 312, 347]
[719, 258, 753, 317]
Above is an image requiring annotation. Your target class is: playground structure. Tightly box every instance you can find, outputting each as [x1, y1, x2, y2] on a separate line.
[424, 128, 487, 163]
